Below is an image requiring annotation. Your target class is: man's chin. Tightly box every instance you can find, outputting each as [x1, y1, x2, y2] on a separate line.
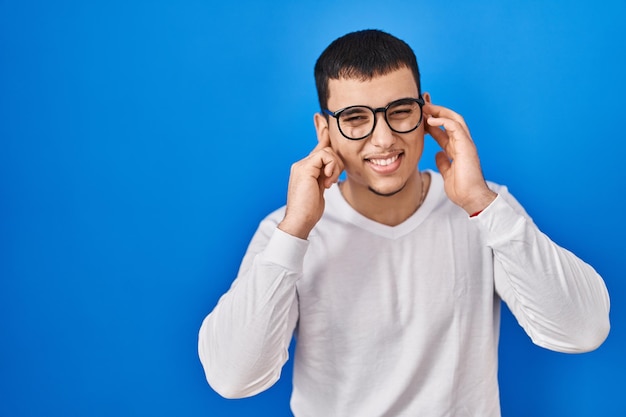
[368, 182, 407, 197]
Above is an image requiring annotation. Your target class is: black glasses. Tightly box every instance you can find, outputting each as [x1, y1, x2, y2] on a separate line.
[323, 96, 425, 140]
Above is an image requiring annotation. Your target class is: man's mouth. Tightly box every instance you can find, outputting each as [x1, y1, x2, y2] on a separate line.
[365, 152, 404, 173]
[368, 154, 400, 166]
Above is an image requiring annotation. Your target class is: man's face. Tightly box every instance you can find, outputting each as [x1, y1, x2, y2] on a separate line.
[315, 66, 428, 199]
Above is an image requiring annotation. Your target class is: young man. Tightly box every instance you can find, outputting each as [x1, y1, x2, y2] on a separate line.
[198, 29, 610, 416]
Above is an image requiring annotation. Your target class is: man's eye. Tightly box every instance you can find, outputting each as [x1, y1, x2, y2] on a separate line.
[389, 107, 413, 117]
[341, 110, 371, 124]
[344, 114, 368, 122]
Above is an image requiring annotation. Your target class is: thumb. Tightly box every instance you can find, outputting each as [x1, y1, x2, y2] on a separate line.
[435, 151, 452, 177]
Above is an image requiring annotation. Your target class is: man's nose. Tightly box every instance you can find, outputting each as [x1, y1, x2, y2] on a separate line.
[369, 111, 396, 148]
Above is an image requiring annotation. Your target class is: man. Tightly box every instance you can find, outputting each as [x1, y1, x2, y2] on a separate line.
[198, 29, 610, 416]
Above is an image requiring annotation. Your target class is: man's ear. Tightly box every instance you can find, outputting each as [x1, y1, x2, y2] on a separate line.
[314, 112, 331, 147]
[422, 92, 431, 104]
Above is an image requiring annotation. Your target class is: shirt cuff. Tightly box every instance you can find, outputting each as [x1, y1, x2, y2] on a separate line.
[261, 227, 309, 273]
[470, 194, 526, 246]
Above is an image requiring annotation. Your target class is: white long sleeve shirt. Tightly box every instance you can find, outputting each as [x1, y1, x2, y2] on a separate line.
[198, 170, 610, 417]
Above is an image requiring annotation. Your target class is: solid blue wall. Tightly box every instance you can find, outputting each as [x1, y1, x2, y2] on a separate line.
[1, 0, 625, 416]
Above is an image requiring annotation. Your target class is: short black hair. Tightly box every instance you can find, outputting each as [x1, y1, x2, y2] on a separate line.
[314, 29, 421, 111]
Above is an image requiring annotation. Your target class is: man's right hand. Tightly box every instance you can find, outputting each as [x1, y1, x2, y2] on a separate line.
[278, 136, 344, 240]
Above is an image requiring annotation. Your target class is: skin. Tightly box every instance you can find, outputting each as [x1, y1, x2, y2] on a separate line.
[278, 66, 497, 239]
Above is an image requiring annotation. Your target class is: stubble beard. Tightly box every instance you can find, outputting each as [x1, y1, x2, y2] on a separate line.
[367, 181, 408, 197]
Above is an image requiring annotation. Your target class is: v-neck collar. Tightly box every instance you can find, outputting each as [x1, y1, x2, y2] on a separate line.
[324, 169, 443, 239]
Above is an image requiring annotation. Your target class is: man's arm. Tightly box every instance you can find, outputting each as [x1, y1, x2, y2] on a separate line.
[198, 223, 305, 398]
[424, 101, 610, 351]
[478, 190, 610, 352]
[198, 134, 343, 398]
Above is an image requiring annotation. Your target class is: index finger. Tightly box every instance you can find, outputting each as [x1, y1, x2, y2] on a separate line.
[423, 103, 467, 127]
[423, 103, 470, 138]
[311, 131, 332, 154]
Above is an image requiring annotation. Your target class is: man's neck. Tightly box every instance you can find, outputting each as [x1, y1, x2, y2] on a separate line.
[339, 170, 429, 227]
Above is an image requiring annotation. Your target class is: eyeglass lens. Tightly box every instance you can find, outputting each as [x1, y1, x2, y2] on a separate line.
[338, 99, 422, 140]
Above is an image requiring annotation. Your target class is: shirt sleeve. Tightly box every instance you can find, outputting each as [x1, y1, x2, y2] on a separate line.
[198, 216, 307, 398]
[474, 188, 610, 353]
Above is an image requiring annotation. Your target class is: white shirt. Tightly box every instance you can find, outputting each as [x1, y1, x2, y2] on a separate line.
[199, 170, 610, 417]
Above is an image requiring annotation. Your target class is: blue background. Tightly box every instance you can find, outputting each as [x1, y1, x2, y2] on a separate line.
[1, 0, 625, 416]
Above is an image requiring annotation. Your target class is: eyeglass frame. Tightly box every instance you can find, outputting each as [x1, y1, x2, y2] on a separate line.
[322, 95, 426, 141]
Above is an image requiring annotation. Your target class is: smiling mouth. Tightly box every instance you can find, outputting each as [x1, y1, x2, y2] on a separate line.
[367, 153, 402, 166]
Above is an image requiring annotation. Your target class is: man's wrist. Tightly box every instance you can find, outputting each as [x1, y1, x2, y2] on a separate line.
[463, 189, 498, 217]
[278, 219, 313, 240]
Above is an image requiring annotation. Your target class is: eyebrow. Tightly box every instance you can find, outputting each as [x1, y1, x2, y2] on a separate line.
[337, 97, 419, 113]
[340, 106, 370, 116]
